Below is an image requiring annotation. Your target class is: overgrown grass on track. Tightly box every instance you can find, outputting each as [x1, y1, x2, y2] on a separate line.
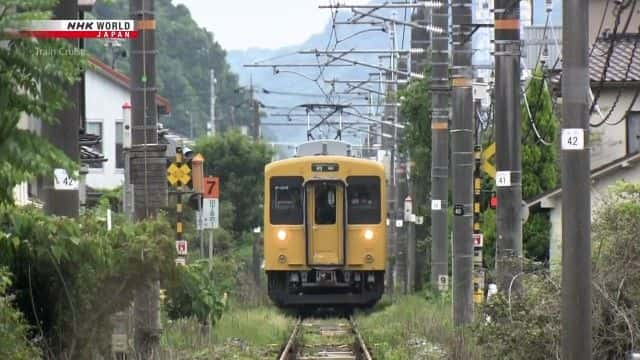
[161, 306, 294, 359]
[356, 294, 479, 360]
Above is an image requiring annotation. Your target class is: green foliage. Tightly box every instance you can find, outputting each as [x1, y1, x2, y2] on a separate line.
[0, 268, 41, 360]
[165, 260, 227, 325]
[0, 0, 84, 205]
[474, 274, 561, 359]
[88, 0, 255, 137]
[0, 205, 175, 357]
[592, 182, 640, 357]
[474, 182, 640, 358]
[521, 69, 558, 199]
[195, 131, 273, 234]
[398, 73, 433, 287]
[357, 294, 477, 359]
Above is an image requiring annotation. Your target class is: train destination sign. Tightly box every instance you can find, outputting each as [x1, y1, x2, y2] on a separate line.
[311, 163, 339, 172]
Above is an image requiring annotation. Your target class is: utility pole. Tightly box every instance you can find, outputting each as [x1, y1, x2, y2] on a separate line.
[429, 0, 449, 291]
[210, 68, 216, 136]
[388, 15, 400, 294]
[561, 0, 591, 358]
[130, 0, 166, 357]
[494, 0, 523, 294]
[451, 0, 474, 325]
[42, 0, 80, 217]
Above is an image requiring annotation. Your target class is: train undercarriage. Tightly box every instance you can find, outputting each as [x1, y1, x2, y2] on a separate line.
[267, 269, 385, 308]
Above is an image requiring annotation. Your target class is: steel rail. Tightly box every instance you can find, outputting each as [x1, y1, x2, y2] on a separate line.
[278, 317, 302, 360]
[349, 315, 373, 360]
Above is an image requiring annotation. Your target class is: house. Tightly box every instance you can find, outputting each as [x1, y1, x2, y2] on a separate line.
[526, 0, 640, 270]
[84, 56, 171, 190]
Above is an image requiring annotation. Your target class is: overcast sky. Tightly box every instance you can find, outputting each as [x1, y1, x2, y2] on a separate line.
[174, 1, 370, 50]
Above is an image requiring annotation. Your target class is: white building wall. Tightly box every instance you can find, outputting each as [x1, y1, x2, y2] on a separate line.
[84, 70, 129, 190]
[590, 89, 640, 168]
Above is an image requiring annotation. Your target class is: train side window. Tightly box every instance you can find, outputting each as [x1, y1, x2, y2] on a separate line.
[270, 176, 303, 225]
[347, 176, 381, 224]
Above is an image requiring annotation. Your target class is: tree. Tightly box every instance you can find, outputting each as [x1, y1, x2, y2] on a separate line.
[398, 73, 432, 288]
[0, 0, 83, 205]
[482, 68, 559, 266]
[195, 131, 273, 235]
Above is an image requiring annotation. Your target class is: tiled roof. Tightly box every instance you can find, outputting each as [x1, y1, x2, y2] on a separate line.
[548, 35, 640, 88]
[590, 35, 640, 84]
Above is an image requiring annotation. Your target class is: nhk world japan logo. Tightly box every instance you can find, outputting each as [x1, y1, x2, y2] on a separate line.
[17, 20, 147, 39]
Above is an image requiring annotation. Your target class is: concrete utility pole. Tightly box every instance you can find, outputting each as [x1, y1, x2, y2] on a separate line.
[451, 0, 474, 325]
[494, 0, 523, 294]
[429, 0, 450, 291]
[561, 0, 591, 358]
[42, 0, 80, 217]
[388, 16, 400, 294]
[130, 0, 166, 357]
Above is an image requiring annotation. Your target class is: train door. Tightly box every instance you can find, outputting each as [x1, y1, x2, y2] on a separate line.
[306, 181, 344, 266]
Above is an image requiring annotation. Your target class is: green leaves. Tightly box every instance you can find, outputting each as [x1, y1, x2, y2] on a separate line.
[0, 0, 86, 205]
[195, 130, 273, 235]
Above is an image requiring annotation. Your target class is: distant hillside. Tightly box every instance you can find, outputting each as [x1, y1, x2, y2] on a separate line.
[87, 0, 253, 138]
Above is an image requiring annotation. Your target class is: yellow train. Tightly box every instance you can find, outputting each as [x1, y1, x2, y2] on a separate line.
[263, 149, 387, 308]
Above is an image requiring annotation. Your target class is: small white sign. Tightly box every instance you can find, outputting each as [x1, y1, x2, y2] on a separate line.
[561, 128, 585, 150]
[395, 219, 403, 228]
[176, 240, 188, 256]
[175, 257, 186, 266]
[415, 216, 424, 225]
[473, 233, 484, 247]
[431, 199, 442, 210]
[202, 198, 219, 229]
[404, 197, 413, 221]
[438, 274, 449, 291]
[53, 168, 78, 190]
[495, 171, 511, 187]
[409, 214, 416, 223]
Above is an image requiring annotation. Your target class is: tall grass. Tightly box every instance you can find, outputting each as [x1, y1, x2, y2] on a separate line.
[160, 305, 294, 359]
[356, 294, 479, 360]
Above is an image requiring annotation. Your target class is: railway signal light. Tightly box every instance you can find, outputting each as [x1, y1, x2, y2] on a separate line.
[490, 194, 497, 209]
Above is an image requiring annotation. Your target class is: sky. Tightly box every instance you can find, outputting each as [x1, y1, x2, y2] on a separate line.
[174, 1, 370, 51]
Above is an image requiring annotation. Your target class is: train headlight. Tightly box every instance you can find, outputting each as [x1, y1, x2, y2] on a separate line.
[277, 230, 287, 241]
[364, 229, 374, 240]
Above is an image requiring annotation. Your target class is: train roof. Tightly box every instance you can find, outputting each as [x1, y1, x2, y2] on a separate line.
[265, 155, 384, 174]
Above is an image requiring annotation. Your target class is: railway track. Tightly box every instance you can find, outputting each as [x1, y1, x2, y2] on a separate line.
[278, 315, 373, 360]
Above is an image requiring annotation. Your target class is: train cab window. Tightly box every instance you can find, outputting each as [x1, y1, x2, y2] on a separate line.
[270, 177, 303, 225]
[315, 183, 337, 225]
[347, 176, 381, 224]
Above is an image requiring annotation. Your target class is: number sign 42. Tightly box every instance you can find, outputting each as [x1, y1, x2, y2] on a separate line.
[561, 128, 585, 150]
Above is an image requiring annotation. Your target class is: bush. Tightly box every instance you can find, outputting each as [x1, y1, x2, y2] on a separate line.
[165, 260, 228, 325]
[0, 268, 41, 360]
[0, 205, 175, 358]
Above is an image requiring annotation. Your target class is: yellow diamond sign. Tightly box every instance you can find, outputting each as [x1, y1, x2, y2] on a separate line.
[167, 162, 191, 186]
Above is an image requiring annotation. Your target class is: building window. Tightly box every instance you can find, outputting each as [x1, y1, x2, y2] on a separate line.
[115, 121, 124, 169]
[86, 121, 103, 169]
